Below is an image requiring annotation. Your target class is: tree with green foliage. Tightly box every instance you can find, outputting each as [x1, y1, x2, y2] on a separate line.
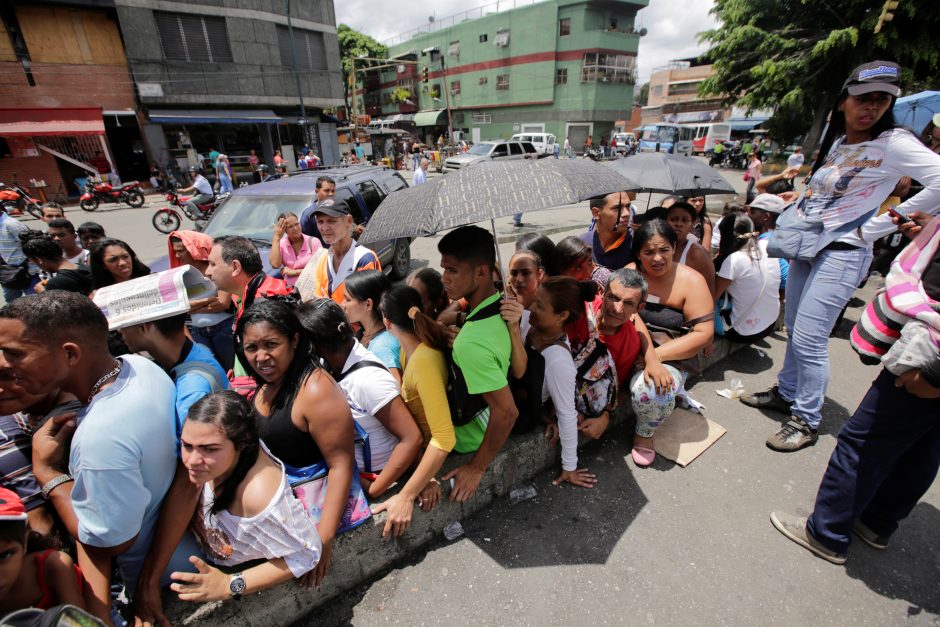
[699, 0, 940, 152]
[337, 24, 388, 116]
[636, 81, 649, 107]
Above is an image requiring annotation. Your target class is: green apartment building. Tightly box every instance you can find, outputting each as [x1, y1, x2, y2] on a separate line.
[356, 0, 646, 150]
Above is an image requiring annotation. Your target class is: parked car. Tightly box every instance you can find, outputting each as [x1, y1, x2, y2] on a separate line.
[510, 132, 556, 156]
[442, 140, 538, 173]
[610, 132, 636, 156]
[151, 165, 412, 279]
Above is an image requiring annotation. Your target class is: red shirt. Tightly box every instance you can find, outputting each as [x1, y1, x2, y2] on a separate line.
[593, 299, 641, 386]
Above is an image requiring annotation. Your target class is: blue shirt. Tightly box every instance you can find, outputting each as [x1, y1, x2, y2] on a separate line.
[759, 232, 789, 290]
[300, 202, 324, 240]
[69, 355, 178, 593]
[0, 212, 29, 266]
[579, 228, 633, 272]
[355, 145, 364, 160]
[368, 330, 402, 372]
[171, 342, 229, 439]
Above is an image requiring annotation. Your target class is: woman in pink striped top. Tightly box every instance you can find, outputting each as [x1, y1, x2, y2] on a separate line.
[269, 212, 322, 287]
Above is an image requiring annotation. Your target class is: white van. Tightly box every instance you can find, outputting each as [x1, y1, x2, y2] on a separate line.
[510, 132, 556, 156]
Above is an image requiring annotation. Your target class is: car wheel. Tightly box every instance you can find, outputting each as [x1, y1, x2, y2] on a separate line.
[389, 238, 411, 280]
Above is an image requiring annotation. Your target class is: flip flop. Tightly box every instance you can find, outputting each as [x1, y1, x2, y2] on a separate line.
[631, 446, 656, 467]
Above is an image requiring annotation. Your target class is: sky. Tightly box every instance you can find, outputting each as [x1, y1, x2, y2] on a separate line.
[334, 0, 718, 84]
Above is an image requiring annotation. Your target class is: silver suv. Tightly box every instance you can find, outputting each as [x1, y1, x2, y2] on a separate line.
[442, 140, 538, 173]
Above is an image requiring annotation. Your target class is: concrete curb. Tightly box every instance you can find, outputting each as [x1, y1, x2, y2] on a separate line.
[164, 339, 748, 625]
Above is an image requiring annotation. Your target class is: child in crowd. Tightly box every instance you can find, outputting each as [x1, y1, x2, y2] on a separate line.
[0, 488, 85, 614]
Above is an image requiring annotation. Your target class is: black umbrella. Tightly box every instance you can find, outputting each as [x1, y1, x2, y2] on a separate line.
[359, 158, 639, 244]
[606, 152, 735, 197]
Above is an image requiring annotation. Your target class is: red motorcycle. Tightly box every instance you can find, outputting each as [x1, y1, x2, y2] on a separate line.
[0, 182, 49, 219]
[151, 191, 226, 233]
[80, 180, 145, 211]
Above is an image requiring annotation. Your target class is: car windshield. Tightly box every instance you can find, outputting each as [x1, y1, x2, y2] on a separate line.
[203, 194, 312, 243]
[468, 143, 494, 156]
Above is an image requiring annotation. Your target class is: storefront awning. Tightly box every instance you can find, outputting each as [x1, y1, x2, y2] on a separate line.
[414, 110, 446, 127]
[147, 109, 282, 124]
[728, 119, 768, 132]
[0, 108, 104, 136]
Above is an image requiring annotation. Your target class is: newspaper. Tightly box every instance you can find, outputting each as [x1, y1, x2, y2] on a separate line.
[93, 264, 216, 330]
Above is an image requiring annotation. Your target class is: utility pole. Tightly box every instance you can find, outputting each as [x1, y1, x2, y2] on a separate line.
[285, 0, 310, 148]
[440, 55, 455, 147]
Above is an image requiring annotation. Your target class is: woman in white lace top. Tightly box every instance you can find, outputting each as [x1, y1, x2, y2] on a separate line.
[168, 390, 321, 602]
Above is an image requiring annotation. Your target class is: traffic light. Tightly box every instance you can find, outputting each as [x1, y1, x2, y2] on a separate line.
[874, 0, 900, 33]
[422, 67, 429, 83]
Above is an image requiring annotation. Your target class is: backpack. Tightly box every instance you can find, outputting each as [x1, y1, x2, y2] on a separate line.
[509, 334, 568, 434]
[572, 304, 619, 418]
[446, 298, 504, 427]
[242, 272, 300, 313]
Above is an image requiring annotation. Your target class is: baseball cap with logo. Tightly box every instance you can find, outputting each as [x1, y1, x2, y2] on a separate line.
[842, 61, 902, 97]
[746, 193, 787, 215]
[0, 487, 27, 521]
[312, 198, 351, 218]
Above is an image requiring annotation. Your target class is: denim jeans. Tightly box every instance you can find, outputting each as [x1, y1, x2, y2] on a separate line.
[189, 319, 235, 372]
[776, 247, 872, 428]
[807, 369, 940, 554]
[513, 212, 524, 225]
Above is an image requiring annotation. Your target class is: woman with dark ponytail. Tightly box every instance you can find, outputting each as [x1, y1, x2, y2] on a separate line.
[168, 391, 322, 603]
[371, 284, 454, 537]
[741, 61, 940, 453]
[522, 276, 599, 488]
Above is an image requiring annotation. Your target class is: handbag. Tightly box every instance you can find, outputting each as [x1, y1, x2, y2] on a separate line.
[766, 192, 873, 262]
[572, 304, 618, 418]
[0, 254, 31, 290]
[742, 170, 751, 182]
[285, 420, 373, 535]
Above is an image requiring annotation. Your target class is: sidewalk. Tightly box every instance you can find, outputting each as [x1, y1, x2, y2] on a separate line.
[301, 281, 940, 626]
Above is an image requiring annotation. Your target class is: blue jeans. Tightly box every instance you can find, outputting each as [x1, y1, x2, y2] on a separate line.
[2, 274, 40, 303]
[513, 212, 524, 225]
[807, 369, 940, 554]
[776, 247, 872, 428]
[190, 319, 235, 372]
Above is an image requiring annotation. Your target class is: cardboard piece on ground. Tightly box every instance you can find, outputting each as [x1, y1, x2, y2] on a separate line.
[653, 407, 727, 467]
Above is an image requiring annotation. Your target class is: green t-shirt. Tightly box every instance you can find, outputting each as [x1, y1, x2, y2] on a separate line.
[452, 292, 511, 453]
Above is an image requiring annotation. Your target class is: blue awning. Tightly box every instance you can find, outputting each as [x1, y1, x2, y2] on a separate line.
[728, 119, 767, 131]
[147, 109, 281, 124]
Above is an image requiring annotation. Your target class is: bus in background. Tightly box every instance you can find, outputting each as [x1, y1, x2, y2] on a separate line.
[689, 123, 732, 154]
[636, 123, 694, 156]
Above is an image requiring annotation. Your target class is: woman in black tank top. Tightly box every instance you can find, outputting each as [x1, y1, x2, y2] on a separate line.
[237, 300, 356, 587]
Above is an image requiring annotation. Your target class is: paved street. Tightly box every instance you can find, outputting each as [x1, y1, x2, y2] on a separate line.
[21, 161, 940, 626]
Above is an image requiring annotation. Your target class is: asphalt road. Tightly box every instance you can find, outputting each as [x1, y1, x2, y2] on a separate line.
[22, 160, 940, 625]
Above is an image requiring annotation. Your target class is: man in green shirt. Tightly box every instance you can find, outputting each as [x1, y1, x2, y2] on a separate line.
[439, 225, 518, 502]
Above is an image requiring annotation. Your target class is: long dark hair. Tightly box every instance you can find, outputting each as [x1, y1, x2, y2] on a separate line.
[89, 238, 151, 289]
[714, 212, 759, 271]
[381, 284, 449, 351]
[235, 300, 316, 408]
[407, 268, 449, 319]
[344, 270, 390, 327]
[515, 233, 559, 276]
[810, 90, 898, 176]
[555, 236, 592, 276]
[186, 391, 260, 514]
[538, 276, 597, 327]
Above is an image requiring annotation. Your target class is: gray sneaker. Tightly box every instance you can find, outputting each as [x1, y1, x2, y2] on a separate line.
[740, 385, 794, 415]
[853, 519, 889, 550]
[766, 417, 818, 452]
[770, 511, 847, 565]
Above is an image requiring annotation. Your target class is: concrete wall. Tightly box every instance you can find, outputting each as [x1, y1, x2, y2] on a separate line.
[163, 338, 746, 626]
[114, 0, 344, 108]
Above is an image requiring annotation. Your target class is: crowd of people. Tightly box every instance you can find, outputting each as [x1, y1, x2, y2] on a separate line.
[0, 60, 937, 624]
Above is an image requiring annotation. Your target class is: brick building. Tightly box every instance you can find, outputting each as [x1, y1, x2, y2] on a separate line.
[356, 0, 646, 150]
[0, 0, 140, 199]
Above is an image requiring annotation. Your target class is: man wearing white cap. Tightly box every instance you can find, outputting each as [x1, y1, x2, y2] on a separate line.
[747, 193, 790, 292]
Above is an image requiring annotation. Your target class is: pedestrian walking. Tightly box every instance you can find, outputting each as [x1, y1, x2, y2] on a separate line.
[553, 141, 560, 159]
[564, 136, 572, 159]
[741, 60, 940, 451]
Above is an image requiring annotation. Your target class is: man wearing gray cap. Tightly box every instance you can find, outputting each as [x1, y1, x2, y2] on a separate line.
[311, 198, 380, 304]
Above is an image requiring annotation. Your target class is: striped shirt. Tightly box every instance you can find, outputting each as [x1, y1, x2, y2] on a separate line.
[313, 242, 380, 304]
[0, 212, 29, 266]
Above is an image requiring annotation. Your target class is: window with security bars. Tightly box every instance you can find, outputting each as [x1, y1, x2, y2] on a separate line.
[496, 74, 510, 90]
[581, 52, 636, 84]
[471, 112, 491, 124]
[478, 76, 488, 85]
[555, 68, 568, 85]
[276, 26, 328, 71]
[450, 80, 461, 95]
[154, 12, 233, 63]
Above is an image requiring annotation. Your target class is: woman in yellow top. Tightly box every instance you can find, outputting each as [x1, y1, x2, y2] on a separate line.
[373, 284, 456, 538]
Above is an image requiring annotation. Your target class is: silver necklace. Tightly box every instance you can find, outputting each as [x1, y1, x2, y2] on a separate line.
[87, 360, 122, 405]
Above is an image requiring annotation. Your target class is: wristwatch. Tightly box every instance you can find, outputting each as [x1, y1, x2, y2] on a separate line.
[229, 572, 246, 600]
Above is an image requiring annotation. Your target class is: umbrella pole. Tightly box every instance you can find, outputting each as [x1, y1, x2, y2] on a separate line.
[646, 192, 652, 210]
[491, 218, 506, 295]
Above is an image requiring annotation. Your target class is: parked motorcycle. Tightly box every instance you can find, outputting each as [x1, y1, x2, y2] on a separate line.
[0, 182, 50, 219]
[80, 180, 145, 211]
[151, 191, 227, 234]
[584, 147, 604, 162]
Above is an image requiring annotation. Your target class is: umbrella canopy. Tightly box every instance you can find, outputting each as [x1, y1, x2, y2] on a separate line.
[894, 91, 940, 135]
[359, 158, 638, 244]
[606, 152, 735, 197]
